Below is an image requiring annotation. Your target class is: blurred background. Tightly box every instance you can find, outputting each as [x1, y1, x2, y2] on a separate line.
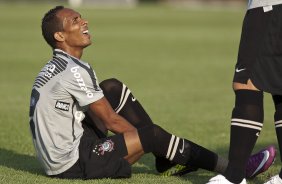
[0, 1, 278, 184]
[0, 0, 246, 7]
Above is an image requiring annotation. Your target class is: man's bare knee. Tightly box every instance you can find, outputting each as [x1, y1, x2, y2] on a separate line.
[123, 130, 144, 164]
[233, 79, 260, 91]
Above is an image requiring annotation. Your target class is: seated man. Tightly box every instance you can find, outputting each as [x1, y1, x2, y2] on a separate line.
[29, 6, 276, 180]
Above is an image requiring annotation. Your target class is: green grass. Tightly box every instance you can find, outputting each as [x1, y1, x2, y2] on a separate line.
[0, 2, 279, 184]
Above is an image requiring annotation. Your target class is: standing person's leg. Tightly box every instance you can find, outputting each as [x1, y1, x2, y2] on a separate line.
[224, 81, 264, 183]
[209, 16, 266, 181]
[268, 95, 282, 183]
[224, 11, 266, 182]
[264, 5, 282, 184]
[207, 3, 282, 184]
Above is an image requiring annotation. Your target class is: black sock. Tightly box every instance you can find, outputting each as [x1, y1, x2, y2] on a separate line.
[138, 124, 224, 172]
[225, 90, 264, 183]
[100, 78, 171, 172]
[100, 78, 153, 128]
[272, 95, 282, 179]
[100, 79, 228, 173]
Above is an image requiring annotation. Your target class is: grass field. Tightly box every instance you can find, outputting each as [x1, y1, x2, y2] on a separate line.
[0, 2, 280, 184]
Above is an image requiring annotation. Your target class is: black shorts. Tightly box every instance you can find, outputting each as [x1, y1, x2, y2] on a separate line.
[233, 4, 282, 95]
[52, 120, 131, 179]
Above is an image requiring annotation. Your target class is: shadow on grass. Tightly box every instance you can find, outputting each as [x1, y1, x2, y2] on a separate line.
[0, 148, 44, 175]
[132, 153, 156, 174]
[0, 147, 155, 176]
[0, 142, 278, 183]
[178, 143, 279, 183]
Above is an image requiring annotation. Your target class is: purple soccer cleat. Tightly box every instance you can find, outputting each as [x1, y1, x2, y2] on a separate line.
[246, 145, 276, 178]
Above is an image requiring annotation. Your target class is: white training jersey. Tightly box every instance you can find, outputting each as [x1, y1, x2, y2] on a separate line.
[248, 0, 282, 9]
[29, 49, 104, 175]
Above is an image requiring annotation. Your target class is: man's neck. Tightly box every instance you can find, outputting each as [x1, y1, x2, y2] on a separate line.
[56, 47, 83, 59]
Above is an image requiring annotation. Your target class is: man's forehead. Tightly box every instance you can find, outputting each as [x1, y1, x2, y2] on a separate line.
[57, 8, 81, 20]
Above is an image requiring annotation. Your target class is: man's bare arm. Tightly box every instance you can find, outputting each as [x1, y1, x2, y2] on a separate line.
[88, 97, 136, 134]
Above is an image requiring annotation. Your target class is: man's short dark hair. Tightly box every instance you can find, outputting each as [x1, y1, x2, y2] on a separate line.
[41, 6, 65, 49]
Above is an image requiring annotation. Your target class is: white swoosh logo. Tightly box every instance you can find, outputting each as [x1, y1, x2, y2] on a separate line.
[132, 96, 136, 102]
[236, 68, 246, 72]
[179, 139, 185, 154]
[251, 150, 269, 177]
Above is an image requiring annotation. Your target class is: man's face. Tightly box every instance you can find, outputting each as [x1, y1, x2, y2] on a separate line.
[56, 8, 91, 49]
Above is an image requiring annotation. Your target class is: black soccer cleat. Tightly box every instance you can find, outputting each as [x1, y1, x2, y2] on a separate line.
[155, 156, 198, 176]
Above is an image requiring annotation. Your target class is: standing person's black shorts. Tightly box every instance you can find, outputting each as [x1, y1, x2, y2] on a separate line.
[233, 4, 282, 95]
[52, 116, 131, 179]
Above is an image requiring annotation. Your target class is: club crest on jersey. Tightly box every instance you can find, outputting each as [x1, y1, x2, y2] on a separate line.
[55, 101, 70, 111]
[93, 140, 114, 156]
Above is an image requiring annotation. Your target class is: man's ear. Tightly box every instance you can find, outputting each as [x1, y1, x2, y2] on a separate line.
[54, 32, 65, 42]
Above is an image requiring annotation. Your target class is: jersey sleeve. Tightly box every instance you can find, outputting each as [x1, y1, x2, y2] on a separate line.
[61, 65, 104, 107]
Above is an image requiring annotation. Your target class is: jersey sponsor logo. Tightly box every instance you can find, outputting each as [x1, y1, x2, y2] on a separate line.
[55, 101, 70, 111]
[93, 139, 114, 156]
[71, 66, 94, 98]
